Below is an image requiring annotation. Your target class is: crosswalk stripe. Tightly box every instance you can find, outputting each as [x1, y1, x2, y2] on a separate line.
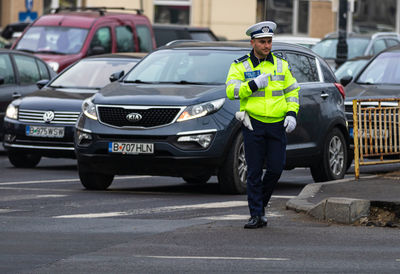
[133, 255, 289, 261]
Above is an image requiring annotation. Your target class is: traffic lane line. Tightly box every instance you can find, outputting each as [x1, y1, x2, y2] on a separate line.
[133, 255, 289, 261]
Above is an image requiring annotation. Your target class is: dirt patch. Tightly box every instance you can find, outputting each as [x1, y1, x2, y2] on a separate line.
[356, 202, 400, 228]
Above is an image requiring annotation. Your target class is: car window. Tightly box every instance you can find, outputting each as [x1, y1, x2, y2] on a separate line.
[15, 26, 89, 54]
[334, 59, 369, 80]
[371, 39, 386, 55]
[136, 25, 153, 52]
[90, 27, 111, 53]
[116, 26, 135, 52]
[125, 49, 248, 84]
[285, 52, 319, 83]
[50, 59, 139, 90]
[0, 54, 15, 84]
[312, 37, 369, 59]
[189, 31, 215, 41]
[37, 59, 50, 79]
[357, 51, 400, 84]
[386, 38, 400, 48]
[153, 28, 191, 47]
[14, 54, 41, 84]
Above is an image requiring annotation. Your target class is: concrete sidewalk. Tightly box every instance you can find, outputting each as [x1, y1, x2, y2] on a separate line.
[286, 172, 400, 226]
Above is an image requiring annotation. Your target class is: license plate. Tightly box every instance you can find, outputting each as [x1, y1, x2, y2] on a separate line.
[26, 126, 64, 138]
[108, 142, 154, 154]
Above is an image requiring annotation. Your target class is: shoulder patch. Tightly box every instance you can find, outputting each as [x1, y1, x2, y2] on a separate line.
[234, 55, 249, 64]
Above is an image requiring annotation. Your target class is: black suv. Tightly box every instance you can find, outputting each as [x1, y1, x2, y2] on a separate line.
[74, 41, 349, 194]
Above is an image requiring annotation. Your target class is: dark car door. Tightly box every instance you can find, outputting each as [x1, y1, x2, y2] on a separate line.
[0, 52, 17, 134]
[282, 50, 336, 160]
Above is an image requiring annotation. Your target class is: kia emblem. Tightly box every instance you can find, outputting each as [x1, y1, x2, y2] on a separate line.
[126, 112, 142, 122]
[43, 111, 55, 123]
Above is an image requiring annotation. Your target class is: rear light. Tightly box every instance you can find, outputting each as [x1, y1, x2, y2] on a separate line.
[334, 83, 345, 99]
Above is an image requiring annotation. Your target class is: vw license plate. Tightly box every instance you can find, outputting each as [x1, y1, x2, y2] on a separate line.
[109, 142, 154, 154]
[26, 126, 64, 138]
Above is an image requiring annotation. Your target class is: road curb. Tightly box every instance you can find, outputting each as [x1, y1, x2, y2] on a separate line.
[286, 176, 378, 224]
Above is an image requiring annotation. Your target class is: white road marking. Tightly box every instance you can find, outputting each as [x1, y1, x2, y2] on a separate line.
[198, 212, 283, 221]
[0, 175, 151, 186]
[0, 209, 24, 213]
[55, 212, 129, 218]
[272, 195, 296, 199]
[35, 195, 67, 198]
[133, 255, 289, 261]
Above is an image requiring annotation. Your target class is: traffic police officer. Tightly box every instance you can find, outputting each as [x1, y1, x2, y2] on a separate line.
[225, 21, 300, 229]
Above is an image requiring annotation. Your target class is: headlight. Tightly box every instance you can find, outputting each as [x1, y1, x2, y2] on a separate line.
[82, 98, 98, 120]
[47, 61, 59, 72]
[6, 104, 18, 119]
[177, 98, 225, 122]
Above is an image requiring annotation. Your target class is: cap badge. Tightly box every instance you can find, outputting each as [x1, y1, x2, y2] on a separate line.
[261, 26, 270, 33]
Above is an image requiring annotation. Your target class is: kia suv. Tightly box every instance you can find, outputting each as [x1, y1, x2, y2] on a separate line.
[74, 41, 349, 194]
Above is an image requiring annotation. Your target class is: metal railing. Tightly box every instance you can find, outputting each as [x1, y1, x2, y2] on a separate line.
[353, 98, 400, 179]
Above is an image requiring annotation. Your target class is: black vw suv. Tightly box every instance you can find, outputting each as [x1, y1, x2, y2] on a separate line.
[74, 41, 349, 194]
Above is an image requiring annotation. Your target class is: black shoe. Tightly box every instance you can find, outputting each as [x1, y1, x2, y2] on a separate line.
[244, 216, 263, 229]
[261, 216, 268, 226]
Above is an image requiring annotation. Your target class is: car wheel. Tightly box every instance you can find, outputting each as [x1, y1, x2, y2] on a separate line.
[78, 163, 114, 190]
[183, 174, 212, 184]
[346, 149, 354, 171]
[217, 133, 247, 194]
[8, 151, 41, 168]
[311, 128, 348, 182]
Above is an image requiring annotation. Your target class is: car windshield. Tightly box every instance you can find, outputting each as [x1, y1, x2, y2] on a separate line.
[15, 26, 89, 54]
[50, 58, 139, 90]
[357, 52, 400, 85]
[334, 59, 369, 80]
[124, 49, 248, 84]
[312, 37, 369, 59]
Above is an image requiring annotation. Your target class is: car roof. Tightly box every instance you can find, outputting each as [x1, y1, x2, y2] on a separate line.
[85, 52, 148, 60]
[152, 24, 213, 32]
[161, 40, 316, 55]
[323, 31, 400, 40]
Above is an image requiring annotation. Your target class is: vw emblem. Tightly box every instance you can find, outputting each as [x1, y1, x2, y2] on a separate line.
[43, 111, 55, 123]
[126, 112, 142, 122]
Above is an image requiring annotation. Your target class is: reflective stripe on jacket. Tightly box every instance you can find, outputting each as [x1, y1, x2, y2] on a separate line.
[225, 52, 300, 123]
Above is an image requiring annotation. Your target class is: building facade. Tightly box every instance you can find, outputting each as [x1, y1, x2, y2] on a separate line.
[0, 0, 399, 40]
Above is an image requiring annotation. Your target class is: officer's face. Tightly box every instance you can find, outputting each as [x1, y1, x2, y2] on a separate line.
[251, 37, 272, 59]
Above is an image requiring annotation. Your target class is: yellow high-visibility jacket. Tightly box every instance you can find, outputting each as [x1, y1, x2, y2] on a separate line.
[226, 51, 300, 123]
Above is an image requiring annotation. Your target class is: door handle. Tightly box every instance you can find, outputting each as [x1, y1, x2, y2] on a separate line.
[320, 92, 329, 99]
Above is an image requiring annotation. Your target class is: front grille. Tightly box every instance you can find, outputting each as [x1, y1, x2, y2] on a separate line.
[19, 109, 80, 124]
[97, 106, 183, 128]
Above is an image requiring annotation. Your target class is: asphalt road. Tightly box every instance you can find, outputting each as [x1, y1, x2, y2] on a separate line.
[1, 153, 400, 273]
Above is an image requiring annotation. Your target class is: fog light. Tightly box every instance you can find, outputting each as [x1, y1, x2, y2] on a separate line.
[177, 133, 213, 148]
[76, 130, 92, 146]
[4, 134, 15, 142]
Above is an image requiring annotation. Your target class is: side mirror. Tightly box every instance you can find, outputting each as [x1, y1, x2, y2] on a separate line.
[340, 75, 353, 87]
[109, 70, 124, 82]
[0, 77, 4, 85]
[88, 46, 105, 56]
[36, 79, 49, 89]
[12, 91, 21, 99]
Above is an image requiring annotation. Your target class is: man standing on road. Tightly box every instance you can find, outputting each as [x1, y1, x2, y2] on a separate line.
[225, 21, 300, 229]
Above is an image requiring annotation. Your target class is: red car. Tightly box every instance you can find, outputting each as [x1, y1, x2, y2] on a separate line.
[12, 7, 155, 73]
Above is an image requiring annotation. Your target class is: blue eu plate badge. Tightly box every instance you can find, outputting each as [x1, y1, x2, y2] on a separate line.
[244, 70, 260, 80]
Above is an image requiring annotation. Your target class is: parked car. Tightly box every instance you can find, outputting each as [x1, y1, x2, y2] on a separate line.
[74, 41, 349, 193]
[272, 35, 320, 48]
[344, 45, 400, 144]
[1, 22, 30, 47]
[152, 24, 218, 47]
[312, 32, 400, 70]
[0, 49, 56, 140]
[3, 53, 145, 167]
[12, 7, 155, 72]
[334, 56, 371, 83]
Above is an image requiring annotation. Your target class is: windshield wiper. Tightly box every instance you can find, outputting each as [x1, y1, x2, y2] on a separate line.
[160, 80, 205, 85]
[16, 48, 35, 54]
[123, 79, 152, 84]
[36, 50, 66, 55]
[356, 81, 375, 85]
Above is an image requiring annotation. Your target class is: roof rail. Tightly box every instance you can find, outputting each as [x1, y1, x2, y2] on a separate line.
[164, 40, 202, 47]
[51, 6, 143, 16]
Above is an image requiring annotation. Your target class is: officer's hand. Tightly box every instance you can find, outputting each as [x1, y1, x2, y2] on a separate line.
[254, 73, 270, 89]
[284, 116, 296, 133]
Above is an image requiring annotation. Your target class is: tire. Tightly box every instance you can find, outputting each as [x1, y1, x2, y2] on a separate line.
[183, 174, 212, 184]
[311, 128, 348, 182]
[78, 163, 114, 190]
[217, 133, 247, 194]
[8, 151, 41, 168]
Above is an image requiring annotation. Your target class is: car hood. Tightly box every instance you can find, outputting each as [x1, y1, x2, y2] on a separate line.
[345, 82, 400, 100]
[94, 82, 226, 105]
[18, 87, 95, 111]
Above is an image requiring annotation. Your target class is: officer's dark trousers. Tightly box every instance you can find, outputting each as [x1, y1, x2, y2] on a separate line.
[242, 117, 287, 217]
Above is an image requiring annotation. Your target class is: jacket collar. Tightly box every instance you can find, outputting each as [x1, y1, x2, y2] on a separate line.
[250, 49, 274, 68]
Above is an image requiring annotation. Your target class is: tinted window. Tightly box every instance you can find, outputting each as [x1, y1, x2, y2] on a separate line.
[137, 25, 153, 52]
[90, 27, 111, 53]
[285, 53, 318, 83]
[14, 54, 40, 84]
[386, 38, 399, 48]
[0, 54, 15, 84]
[37, 59, 50, 79]
[358, 51, 400, 84]
[116, 26, 135, 52]
[371, 39, 386, 55]
[312, 37, 369, 59]
[153, 28, 190, 47]
[189, 31, 216, 41]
